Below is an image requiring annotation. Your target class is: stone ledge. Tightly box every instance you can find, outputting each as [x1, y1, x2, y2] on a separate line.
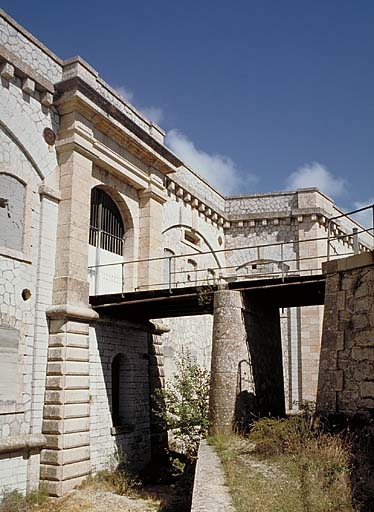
[0, 433, 46, 454]
[47, 304, 99, 321]
[323, 251, 374, 275]
[191, 440, 235, 512]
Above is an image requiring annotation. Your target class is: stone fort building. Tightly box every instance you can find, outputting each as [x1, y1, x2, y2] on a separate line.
[0, 9, 372, 497]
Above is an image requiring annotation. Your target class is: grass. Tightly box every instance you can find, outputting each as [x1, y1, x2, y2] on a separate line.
[212, 416, 355, 512]
[0, 488, 48, 512]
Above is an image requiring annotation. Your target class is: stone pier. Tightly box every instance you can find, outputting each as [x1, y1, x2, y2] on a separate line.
[317, 252, 374, 417]
[209, 289, 285, 435]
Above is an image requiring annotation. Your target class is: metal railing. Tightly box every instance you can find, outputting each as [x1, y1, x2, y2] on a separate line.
[88, 216, 374, 295]
[327, 203, 374, 260]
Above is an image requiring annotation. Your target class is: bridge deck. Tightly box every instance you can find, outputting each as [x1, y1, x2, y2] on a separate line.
[90, 274, 325, 319]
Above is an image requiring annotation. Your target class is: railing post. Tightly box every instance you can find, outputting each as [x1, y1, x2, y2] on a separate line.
[280, 243, 284, 283]
[168, 256, 173, 293]
[372, 205, 374, 236]
[353, 227, 359, 254]
[327, 221, 331, 261]
[122, 262, 125, 295]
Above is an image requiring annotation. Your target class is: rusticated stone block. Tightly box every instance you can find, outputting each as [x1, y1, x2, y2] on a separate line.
[360, 381, 374, 399]
[41, 446, 90, 466]
[40, 459, 90, 482]
[42, 475, 87, 497]
[44, 432, 90, 450]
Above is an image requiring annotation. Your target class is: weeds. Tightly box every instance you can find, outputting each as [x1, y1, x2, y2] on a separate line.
[212, 414, 355, 512]
[80, 468, 141, 497]
[0, 487, 48, 512]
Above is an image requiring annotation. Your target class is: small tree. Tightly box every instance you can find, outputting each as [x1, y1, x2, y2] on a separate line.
[154, 352, 210, 457]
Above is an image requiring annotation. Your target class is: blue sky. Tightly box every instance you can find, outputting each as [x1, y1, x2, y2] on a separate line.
[3, 0, 374, 212]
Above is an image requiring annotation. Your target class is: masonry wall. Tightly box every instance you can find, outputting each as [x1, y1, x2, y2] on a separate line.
[89, 318, 151, 472]
[317, 253, 374, 416]
[0, 43, 59, 494]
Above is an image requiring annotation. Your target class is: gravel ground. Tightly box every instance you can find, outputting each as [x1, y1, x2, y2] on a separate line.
[45, 489, 160, 512]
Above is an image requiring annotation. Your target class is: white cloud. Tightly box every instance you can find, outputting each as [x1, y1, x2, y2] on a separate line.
[351, 198, 374, 228]
[115, 86, 134, 103]
[286, 162, 346, 198]
[166, 129, 256, 195]
[141, 106, 164, 125]
[115, 85, 164, 125]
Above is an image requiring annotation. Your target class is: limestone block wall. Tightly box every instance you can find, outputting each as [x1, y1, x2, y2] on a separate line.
[89, 318, 151, 472]
[317, 252, 374, 416]
[162, 315, 213, 377]
[225, 191, 295, 217]
[0, 27, 59, 494]
[0, 10, 63, 83]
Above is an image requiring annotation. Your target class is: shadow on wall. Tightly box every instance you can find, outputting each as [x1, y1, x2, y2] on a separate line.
[232, 297, 286, 434]
[242, 295, 286, 422]
[233, 390, 258, 434]
[93, 319, 152, 472]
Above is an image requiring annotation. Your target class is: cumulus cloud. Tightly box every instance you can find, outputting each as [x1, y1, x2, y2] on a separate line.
[141, 106, 164, 124]
[286, 162, 346, 198]
[166, 129, 256, 195]
[115, 86, 134, 103]
[115, 85, 164, 125]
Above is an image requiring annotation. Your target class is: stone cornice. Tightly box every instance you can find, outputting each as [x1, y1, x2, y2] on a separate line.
[0, 50, 54, 108]
[55, 77, 181, 174]
[139, 185, 168, 205]
[165, 177, 227, 228]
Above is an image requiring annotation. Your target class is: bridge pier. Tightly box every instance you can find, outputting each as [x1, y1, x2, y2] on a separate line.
[209, 289, 285, 435]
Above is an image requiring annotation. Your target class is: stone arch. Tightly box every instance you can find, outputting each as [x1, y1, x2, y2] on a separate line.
[0, 120, 44, 180]
[92, 184, 135, 264]
[88, 185, 136, 294]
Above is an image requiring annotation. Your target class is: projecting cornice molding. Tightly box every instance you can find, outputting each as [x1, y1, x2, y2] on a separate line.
[0, 48, 54, 107]
[54, 76, 181, 175]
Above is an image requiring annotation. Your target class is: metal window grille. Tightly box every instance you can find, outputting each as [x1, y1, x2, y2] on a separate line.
[89, 188, 124, 256]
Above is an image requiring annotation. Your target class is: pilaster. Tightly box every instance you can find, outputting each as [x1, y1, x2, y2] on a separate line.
[41, 145, 97, 496]
[138, 181, 167, 290]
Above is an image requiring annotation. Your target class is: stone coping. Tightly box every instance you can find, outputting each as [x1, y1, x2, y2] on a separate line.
[0, 433, 46, 454]
[191, 440, 235, 512]
[323, 251, 374, 274]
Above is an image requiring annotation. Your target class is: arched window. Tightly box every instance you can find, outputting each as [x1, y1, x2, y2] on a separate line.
[89, 187, 124, 255]
[0, 173, 25, 252]
[111, 353, 132, 427]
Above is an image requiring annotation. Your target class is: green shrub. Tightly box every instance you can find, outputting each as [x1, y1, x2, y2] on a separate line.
[248, 415, 313, 456]
[153, 352, 210, 456]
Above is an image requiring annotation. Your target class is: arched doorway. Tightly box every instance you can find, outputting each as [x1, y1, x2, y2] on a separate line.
[88, 187, 125, 295]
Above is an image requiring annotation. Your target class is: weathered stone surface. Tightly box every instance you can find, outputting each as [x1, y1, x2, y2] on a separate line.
[317, 252, 374, 416]
[191, 440, 235, 512]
